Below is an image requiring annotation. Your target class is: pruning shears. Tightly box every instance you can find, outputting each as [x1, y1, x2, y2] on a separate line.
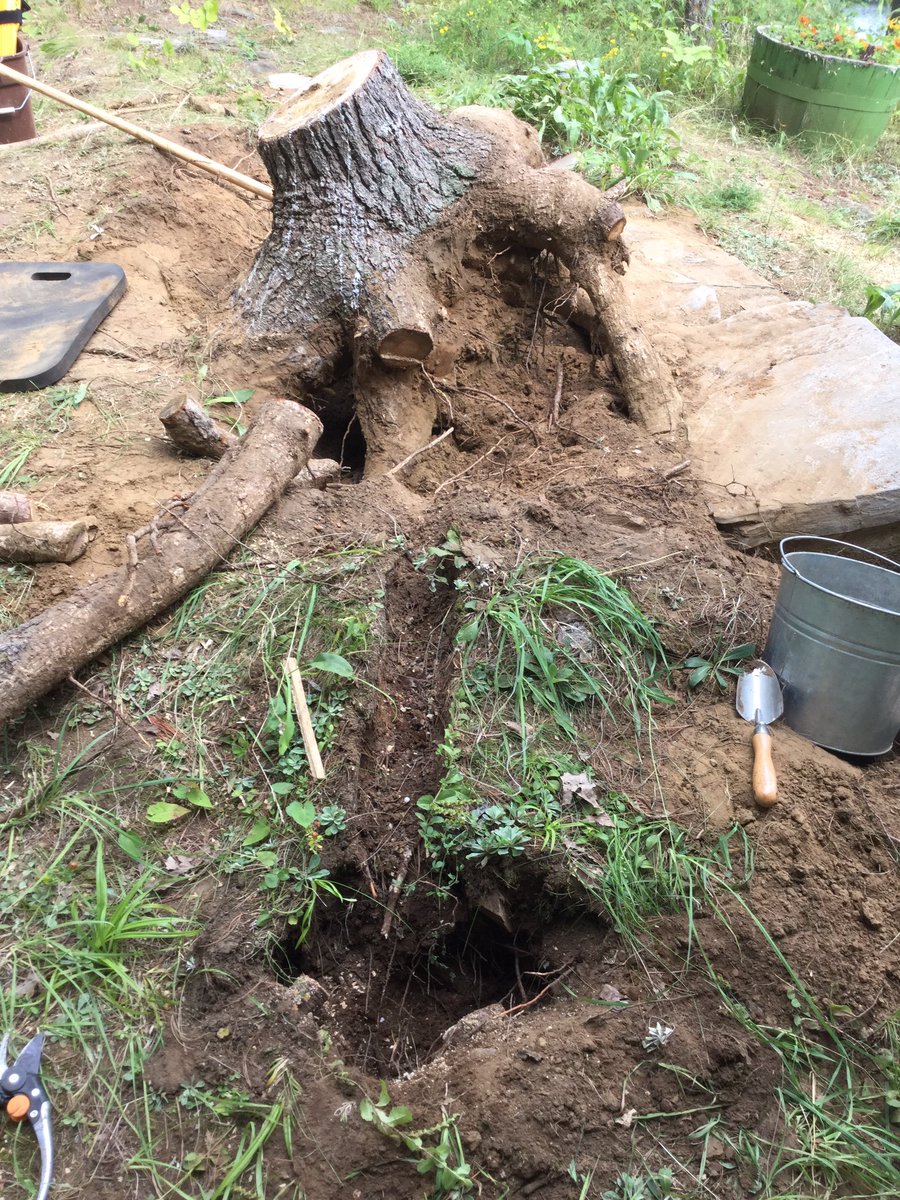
[1, 1033, 53, 1200]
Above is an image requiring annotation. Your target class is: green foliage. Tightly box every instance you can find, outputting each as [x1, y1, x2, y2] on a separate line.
[485, 62, 679, 201]
[359, 1082, 473, 1196]
[456, 554, 669, 739]
[773, 12, 900, 67]
[171, 0, 219, 31]
[601, 1168, 674, 1200]
[865, 282, 900, 329]
[867, 210, 900, 244]
[681, 641, 756, 690]
[696, 179, 762, 211]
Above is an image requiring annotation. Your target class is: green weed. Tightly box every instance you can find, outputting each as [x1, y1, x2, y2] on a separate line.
[484, 62, 679, 202]
[358, 1082, 474, 1196]
[680, 640, 756, 690]
[865, 282, 900, 329]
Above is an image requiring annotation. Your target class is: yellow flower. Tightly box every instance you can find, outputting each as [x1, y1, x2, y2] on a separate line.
[466, 8, 473, 14]
[660, 49, 668, 57]
[439, 24, 448, 33]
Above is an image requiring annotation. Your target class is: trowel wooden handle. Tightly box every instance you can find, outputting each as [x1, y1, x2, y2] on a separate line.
[751, 726, 777, 807]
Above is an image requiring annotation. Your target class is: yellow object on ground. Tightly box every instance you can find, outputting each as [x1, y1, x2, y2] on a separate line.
[0, 1, 21, 59]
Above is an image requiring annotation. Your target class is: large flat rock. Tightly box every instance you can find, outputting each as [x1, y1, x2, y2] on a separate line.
[623, 212, 900, 549]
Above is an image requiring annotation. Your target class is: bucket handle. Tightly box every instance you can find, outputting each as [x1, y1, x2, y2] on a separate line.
[0, 47, 33, 116]
[780, 536, 900, 578]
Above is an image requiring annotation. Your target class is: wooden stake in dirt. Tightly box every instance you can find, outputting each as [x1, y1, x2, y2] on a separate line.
[0, 519, 96, 564]
[160, 396, 239, 459]
[285, 656, 326, 781]
[236, 49, 682, 468]
[0, 400, 322, 728]
[0, 492, 31, 524]
[0, 61, 274, 201]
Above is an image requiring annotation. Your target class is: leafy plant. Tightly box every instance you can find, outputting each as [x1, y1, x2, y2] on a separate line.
[359, 1082, 473, 1196]
[318, 804, 347, 835]
[601, 1168, 674, 1200]
[170, 0, 219, 32]
[864, 283, 900, 329]
[682, 641, 755, 690]
[485, 62, 679, 202]
[867, 210, 900, 244]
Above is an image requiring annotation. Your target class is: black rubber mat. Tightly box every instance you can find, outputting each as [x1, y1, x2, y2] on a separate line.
[0, 261, 127, 391]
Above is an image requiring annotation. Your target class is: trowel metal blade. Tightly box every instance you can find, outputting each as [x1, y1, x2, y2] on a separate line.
[736, 660, 783, 725]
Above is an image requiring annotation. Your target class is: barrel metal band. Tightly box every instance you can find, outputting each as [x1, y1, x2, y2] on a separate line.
[746, 60, 899, 114]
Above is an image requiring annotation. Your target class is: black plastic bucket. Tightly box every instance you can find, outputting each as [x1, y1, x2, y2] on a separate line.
[0, 36, 36, 146]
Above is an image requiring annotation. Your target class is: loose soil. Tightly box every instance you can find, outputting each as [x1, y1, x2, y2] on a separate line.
[1, 113, 898, 1200]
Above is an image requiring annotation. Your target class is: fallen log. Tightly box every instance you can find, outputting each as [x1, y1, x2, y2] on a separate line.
[160, 396, 239, 459]
[0, 520, 95, 564]
[0, 399, 322, 728]
[0, 492, 32, 524]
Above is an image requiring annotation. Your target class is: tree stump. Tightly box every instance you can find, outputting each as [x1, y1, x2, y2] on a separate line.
[237, 49, 682, 466]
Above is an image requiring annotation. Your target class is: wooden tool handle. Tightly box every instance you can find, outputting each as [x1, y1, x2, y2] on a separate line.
[751, 726, 778, 807]
[0, 60, 274, 201]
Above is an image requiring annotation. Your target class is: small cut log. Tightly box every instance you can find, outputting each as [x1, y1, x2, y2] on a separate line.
[0, 492, 32, 524]
[0, 400, 322, 728]
[0, 520, 96, 564]
[160, 396, 239, 459]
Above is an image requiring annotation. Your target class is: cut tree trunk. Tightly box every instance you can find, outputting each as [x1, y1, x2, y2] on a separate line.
[160, 396, 239, 459]
[236, 50, 682, 462]
[0, 492, 32, 524]
[0, 520, 96, 564]
[0, 400, 321, 729]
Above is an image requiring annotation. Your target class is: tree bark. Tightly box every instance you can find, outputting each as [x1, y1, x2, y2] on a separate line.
[685, 0, 713, 38]
[236, 51, 682, 458]
[160, 397, 239, 459]
[0, 492, 32, 524]
[0, 400, 322, 729]
[0, 520, 96, 564]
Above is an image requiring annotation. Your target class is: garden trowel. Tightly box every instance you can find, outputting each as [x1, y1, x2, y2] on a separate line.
[736, 661, 783, 807]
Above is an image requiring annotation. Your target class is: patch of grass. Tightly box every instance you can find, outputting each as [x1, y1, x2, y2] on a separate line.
[695, 179, 761, 212]
[868, 209, 900, 244]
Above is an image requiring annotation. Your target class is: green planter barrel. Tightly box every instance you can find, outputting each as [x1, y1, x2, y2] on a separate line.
[742, 26, 900, 148]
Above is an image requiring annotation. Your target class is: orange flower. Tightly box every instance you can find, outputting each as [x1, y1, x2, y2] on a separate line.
[799, 14, 809, 25]
[894, 36, 900, 49]
[834, 34, 842, 42]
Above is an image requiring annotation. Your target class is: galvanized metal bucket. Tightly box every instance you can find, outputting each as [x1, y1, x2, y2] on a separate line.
[764, 537, 900, 756]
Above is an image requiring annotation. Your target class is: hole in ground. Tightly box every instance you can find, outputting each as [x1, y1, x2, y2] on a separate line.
[278, 903, 547, 1076]
[307, 379, 367, 479]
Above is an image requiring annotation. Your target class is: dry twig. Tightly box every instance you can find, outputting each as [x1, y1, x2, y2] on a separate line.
[386, 427, 454, 478]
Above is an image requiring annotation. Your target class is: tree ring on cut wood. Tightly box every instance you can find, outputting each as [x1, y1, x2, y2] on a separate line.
[259, 50, 385, 139]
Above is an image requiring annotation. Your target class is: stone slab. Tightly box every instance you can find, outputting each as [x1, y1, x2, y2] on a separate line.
[623, 211, 900, 550]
